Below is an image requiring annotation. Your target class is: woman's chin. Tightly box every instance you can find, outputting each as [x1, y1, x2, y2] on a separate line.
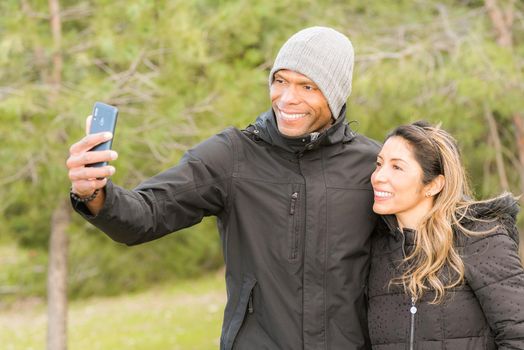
[372, 204, 394, 215]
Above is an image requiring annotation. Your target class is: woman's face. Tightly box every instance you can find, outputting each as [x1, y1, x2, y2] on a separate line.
[371, 136, 435, 229]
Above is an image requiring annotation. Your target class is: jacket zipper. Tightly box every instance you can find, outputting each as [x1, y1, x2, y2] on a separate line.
[289, 191, 299, 259]
[398, 227, 417, 350]
[409, 296, 417, 350]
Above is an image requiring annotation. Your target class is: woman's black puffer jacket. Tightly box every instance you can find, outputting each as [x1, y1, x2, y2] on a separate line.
[368, 195, 524, 349]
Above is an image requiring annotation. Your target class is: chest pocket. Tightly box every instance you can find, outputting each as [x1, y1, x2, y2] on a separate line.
[288, 184, 302, 262]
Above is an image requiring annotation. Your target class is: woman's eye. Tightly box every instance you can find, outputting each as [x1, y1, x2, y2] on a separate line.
[375, 161, 382, 167]
[392, 165, 402, 171]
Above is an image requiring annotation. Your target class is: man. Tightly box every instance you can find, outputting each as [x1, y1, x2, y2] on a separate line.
[67, 26, 379, 349]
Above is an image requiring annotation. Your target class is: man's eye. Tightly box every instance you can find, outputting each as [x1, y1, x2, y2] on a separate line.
[304, 85, 314, 90]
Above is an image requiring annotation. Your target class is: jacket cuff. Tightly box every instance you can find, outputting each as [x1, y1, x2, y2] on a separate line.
[70, 180, 115, 220]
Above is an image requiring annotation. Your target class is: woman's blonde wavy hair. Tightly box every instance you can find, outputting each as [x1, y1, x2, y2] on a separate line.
[388, 121, 498, 304]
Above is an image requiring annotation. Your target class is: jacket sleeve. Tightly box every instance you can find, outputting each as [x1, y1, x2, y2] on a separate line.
[463, 226, 524, 349]
[72, 129, 235, 245]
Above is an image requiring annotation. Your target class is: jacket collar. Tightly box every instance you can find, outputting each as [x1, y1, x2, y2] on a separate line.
[380, 215, 404, 242]
[380, 215, 416, 244]
[247, 105, 356, 154]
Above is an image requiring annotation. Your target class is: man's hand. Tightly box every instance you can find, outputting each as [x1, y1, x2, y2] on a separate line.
[66, 116, 118, 214]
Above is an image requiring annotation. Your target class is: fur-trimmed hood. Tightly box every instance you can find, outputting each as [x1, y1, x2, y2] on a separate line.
[459, 193, 520, 242]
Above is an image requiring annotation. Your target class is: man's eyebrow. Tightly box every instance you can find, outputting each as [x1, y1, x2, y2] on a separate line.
[300, 80, 317, 86]
[274, 73, 317, 86]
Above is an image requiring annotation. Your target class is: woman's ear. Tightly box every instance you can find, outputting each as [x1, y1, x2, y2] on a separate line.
[425, 175, 445, 197]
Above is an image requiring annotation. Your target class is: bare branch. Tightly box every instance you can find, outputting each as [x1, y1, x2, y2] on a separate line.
[21, 1, 92, 21]
[0, 156, 42, 186]
[142, 138, 170, 163]
[60, 3, 93, 21]
[21, 0, 48, 19]
[485, 0, 514, 47]
[0, 87, 18, 101]
[66, 41, 94, 55]
[411, 82, 457, 106]
[484, 105, 509, 191]
[110, 50, 147, 88]
[482, 139, 494, 194]
[436, 4, 460, 46]
[356, 45, 424, 63]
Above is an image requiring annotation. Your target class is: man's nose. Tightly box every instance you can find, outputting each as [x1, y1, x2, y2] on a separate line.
[280, 85, 300, 105]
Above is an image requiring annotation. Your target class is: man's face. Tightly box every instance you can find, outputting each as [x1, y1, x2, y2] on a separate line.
[270, 70, 333, 137]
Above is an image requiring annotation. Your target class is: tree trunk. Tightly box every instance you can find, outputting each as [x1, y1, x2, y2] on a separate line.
[484, 106, 510, 191]
[47, 1, 69, 349]
[484, 0, 514, 48]
[484, 0, 523, 260]
[513, 114, 524, 196]
[48, 0, 63, 100]
[47, 199, 70, 350]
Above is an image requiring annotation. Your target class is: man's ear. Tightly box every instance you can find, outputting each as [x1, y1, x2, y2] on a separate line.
[426, 174, 445, 197]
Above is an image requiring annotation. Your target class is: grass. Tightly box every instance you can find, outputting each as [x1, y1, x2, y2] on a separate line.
[0, 272, 226, 350]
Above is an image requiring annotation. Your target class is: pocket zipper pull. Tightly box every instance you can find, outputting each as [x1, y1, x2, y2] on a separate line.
[248, 292, 254, 314]
[289, 192, 298, 215]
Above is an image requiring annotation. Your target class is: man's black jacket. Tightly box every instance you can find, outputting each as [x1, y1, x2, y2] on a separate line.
[73, 108, 380, 349]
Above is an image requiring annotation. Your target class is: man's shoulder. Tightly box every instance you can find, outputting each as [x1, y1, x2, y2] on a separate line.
[346, 131, 382, 154]
[213, 126, 247, 138]
[353, 133, 381, 147]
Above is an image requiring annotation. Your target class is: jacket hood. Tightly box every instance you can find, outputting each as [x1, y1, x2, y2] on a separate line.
[380, 193, 520, 242]
[460, 193, 520, 241]
[246, 105, 356, 154]
[463, 193, 519, 223]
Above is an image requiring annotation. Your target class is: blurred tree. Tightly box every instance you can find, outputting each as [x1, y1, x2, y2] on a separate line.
[0, 0, 522, 305]
[46, 0, 69, 347]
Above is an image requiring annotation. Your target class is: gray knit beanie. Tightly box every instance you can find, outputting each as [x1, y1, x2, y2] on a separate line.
[269, 26, 355, 119]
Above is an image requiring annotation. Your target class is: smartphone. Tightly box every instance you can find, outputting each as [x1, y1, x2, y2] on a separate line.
[86, 102, 118, 168]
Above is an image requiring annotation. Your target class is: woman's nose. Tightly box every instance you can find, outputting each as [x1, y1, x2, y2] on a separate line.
[371, 167, 386, 184]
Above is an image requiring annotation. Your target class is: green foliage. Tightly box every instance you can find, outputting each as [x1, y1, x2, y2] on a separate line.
[0, 0, 522, 300]
[68, 217, 222, 298]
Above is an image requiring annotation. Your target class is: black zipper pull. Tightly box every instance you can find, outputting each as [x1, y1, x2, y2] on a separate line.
[248, 292, 254, 314]
[289, 192, 298, 215]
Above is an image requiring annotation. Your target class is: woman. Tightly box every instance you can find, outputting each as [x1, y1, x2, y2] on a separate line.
[367, 121, 524, 349]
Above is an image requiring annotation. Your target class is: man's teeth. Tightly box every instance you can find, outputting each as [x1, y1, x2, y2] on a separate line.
[375, 191, 392, 198]
[280, 111, 306, 120]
